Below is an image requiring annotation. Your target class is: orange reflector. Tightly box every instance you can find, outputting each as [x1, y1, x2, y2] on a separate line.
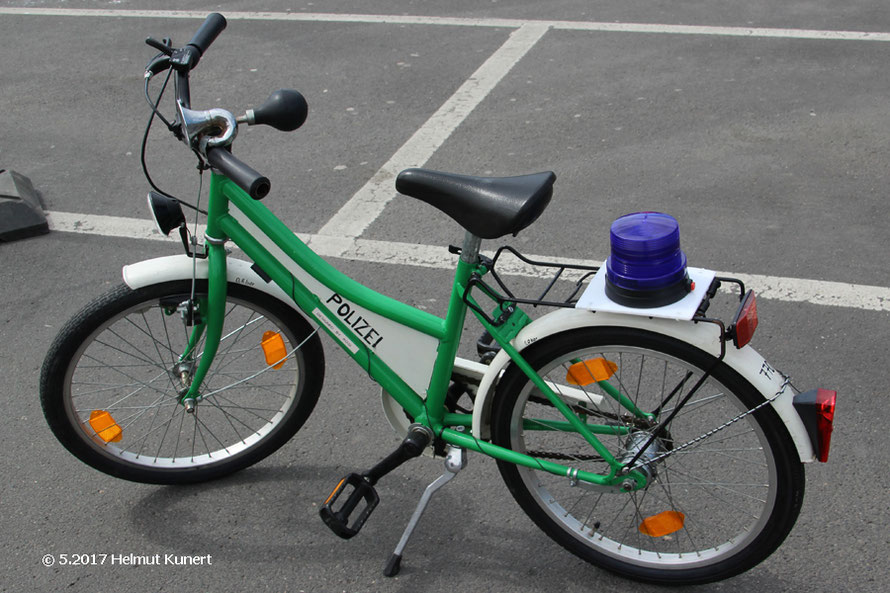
[325, 478, 347, 505]
[89, 410, 122, 443]
[639, 510, 685, 537]
[566, 358, 618, 386]
[261, 331, 287, 369]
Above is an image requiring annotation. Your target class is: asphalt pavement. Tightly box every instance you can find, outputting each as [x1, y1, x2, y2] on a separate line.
[1, 2, 888, 592]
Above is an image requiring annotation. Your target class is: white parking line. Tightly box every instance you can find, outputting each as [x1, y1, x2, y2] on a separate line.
[317, 23, 550, 241]
[14, 7, 890, 312]
[46, 211, 890, 312]
[3, 7, 890, 41]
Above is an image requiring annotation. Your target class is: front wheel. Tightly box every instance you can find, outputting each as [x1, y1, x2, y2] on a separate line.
[40, 281, 324, 484]
[490, 327, 804, 585]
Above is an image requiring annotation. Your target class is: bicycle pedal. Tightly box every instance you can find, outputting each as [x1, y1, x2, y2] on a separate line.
[319, 473, 379, 539]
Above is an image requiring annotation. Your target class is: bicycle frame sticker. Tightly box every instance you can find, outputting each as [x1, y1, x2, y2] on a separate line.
[228, 206, 440, 396]
[313, 307, 359, 354]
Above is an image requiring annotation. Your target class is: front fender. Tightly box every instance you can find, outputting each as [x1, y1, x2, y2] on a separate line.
[122, 254, 295, 306]
[470, 307, 816, 463]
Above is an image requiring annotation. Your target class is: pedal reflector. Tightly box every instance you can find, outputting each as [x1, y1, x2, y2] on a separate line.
[261, 331, 287, 369]
[639, 510, 685, 537]
[319, 473, 380, 539]
[88, 410, 122, 443]
[566, 358, 618, 386]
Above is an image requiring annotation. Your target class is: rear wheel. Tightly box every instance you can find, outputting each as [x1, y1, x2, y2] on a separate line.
[40, 281, 324, 484]
[491, 327, 804, 585]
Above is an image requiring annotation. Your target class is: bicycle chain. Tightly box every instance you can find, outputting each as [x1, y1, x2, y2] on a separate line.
[528, 450, 603, 462]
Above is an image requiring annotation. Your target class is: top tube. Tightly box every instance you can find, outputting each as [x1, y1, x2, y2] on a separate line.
[217, 176, 448, 339]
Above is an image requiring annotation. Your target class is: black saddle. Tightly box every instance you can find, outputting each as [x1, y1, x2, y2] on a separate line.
[395, 168, 556, 240]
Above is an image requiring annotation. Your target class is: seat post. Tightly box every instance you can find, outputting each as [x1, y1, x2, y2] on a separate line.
[460, 231, 482, 264]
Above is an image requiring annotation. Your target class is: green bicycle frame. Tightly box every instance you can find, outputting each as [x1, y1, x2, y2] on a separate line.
[182, 172, 647, 489]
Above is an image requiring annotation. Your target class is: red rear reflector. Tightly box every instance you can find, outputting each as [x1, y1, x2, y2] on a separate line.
[793, 388, 837, 462]
[732, 290, 758, 348]
[815, 388, 836, 463]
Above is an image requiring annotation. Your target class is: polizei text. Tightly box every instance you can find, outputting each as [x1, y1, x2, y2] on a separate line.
[326, 293, 384, 349]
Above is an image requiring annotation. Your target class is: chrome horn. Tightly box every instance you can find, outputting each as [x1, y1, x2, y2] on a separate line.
[176, 101, 238, 152]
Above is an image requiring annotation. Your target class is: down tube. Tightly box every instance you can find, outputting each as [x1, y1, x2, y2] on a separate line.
[214, 218, 441, 422]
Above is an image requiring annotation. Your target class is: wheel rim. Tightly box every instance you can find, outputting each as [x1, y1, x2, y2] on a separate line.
[61, 292, 306, 470]
[508, 344, 779, 571]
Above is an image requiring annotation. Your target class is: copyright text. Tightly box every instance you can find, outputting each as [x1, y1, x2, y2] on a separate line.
[42, 553, 213, 567]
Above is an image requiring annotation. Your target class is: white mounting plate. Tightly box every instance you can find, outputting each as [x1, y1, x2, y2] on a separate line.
[575, 267, 717, 321]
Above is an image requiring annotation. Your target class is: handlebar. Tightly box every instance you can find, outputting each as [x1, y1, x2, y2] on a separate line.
[145, 13, 274, 200]
[207, 147, 271, 200]
[187, 13, 227, 58]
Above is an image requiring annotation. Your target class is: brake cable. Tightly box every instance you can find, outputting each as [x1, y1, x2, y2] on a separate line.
[140, 54, 208, 215]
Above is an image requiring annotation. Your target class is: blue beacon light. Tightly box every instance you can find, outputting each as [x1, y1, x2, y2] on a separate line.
[605, 212, 693, 308]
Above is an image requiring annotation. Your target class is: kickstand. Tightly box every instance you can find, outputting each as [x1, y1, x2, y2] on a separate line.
[383, 444, 467, 577]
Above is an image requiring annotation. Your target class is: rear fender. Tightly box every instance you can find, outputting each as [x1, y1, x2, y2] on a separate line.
[470, 307, 816, 462]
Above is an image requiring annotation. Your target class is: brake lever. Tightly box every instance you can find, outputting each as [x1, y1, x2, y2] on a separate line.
[145, 36, 174, 55]
[145, 55, 172, 78]
[144, 37, 175, 78]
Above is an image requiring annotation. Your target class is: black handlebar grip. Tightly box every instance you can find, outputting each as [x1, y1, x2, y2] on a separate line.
[207, 148, 271, 200]
[188, 13, 227, 56]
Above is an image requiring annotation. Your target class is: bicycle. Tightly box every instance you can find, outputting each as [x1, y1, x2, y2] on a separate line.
[39, 14, 837, 586]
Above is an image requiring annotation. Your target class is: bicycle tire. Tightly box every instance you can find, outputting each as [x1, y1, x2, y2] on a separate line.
[490, 327, 804, 585]
[40, 280, 324, 484]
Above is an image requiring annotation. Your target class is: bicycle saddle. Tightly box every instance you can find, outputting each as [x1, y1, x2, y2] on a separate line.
[395, 168, 556, 239]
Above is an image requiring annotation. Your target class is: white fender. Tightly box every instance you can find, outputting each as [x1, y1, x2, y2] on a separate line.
[122, 254, 296, 307]
[470, 307, 816, 463]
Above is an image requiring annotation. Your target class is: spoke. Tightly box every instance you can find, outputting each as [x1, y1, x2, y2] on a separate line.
[600, 491, 638, 544]
[669, 447, 768, 467]
[75, 363, 163, 370]
[205, 309, 259, 383]
[101, 393, 175, 429]
[198, 313, 269, 386]
[167, 399, 188, 463]
[71, 382, 151, 397]
[91, 336, 164, 372]
[140, 310, 181, 394]
[200, 395, 273, 442]
[210, 391, 282, 426]
[208, 403, 290, 413]
[161, 304, 178, 370]
[659, 464, 758, 544]
[660, 391, 727, 417]
[104, 326, 169, 373]
[78, 353, 171, 400]
[191, 410, 217, 460]
[126, 405, 195, 457]
[199, 330, 315, 398]
[660, 426, 758, 460]
[136, 390, 166, 458]
[582, 492, 606, 535]
[128, 313, 179, 360]
[662, 463, 768, 506]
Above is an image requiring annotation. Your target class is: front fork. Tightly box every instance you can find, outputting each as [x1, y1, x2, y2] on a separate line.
[179, 238, 228, 408]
